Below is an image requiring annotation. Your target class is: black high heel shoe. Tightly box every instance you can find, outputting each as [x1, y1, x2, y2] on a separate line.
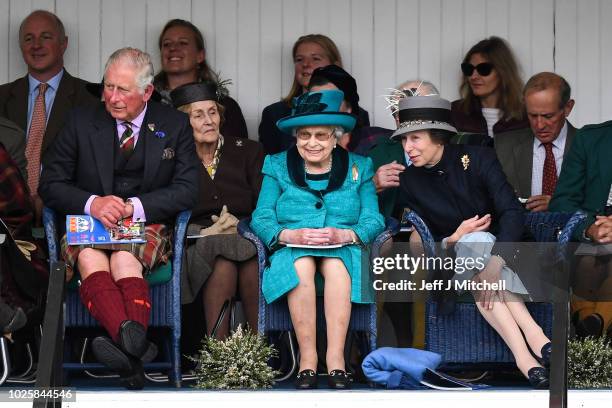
[527, 367, 549, 389]
[295, 369, 317, 389]
[327, 369, 352, 389]
[538, 342, 552, 368]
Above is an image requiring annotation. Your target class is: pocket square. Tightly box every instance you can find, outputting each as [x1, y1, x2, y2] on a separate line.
[161, 147, 175, 160]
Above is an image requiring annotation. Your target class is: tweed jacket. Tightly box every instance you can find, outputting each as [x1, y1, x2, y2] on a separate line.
[549, 120, 612, 241]
[189, 135, 264, 229]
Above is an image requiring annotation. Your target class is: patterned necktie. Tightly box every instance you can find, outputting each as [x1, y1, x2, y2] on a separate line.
[119, 122, 135, 158]
[25, 82, 48, 196]
[542, 142, 558, 196]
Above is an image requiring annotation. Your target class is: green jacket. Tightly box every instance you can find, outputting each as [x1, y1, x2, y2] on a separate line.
[549, 121, 612, 241]
[367, 138, 406, 217]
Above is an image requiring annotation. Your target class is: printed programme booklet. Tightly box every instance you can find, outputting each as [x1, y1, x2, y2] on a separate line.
[66, 215, 145, 245]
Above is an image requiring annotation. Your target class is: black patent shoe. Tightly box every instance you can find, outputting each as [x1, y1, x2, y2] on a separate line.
[119, 320, 158, 362]
[527, 367, 549, 389]
[295, 369, 318, 389]
[327, 369, 352, 389]
[538, 342, 552, 368]
[92, 336, 145, 390]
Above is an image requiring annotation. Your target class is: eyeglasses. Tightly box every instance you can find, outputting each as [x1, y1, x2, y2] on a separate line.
[296, 130, 334, 141]
[461, 62, 494, 77]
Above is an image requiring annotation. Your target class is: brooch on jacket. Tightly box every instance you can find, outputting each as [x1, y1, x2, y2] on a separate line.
[461, 154, 470, 170]
[161, 147, 175, 160]
[148, 123, 166, 138]
[351, 163, 359, 182]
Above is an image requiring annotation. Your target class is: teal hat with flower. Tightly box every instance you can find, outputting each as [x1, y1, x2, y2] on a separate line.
[276, 89, 357, 135]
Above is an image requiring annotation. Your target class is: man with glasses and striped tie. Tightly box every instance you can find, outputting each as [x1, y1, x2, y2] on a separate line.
[39, 47, 199, 389]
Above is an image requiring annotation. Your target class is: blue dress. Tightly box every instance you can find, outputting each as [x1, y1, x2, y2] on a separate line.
[250, 146, 385, 304]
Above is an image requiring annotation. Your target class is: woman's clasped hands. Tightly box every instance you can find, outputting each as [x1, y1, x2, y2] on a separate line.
[279, 227, 357, 246]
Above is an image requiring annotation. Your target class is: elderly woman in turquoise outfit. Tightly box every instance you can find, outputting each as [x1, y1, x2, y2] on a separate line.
[250, 89, 385, 390]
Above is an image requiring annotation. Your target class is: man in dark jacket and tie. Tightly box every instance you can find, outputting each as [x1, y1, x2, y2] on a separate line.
[39, 47, 199, 389]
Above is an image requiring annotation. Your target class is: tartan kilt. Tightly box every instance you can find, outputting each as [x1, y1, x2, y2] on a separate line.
[61, 223, 172, 278]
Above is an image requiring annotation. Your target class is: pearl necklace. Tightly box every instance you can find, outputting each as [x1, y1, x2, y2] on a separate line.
[304, 156, 333, 174]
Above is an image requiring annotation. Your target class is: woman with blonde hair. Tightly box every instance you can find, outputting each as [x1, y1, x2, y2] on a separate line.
[258, 34, 369, 154]
[451, 36, 528, 143]
[154, 19, 248, 139]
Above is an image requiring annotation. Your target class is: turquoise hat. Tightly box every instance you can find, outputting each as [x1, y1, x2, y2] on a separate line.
[276, 89, 357, 135]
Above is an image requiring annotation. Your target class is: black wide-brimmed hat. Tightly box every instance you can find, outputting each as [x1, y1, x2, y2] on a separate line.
[310, 64, 360, 115]
[390, 95, 457, 140]
[170, 82, 220, 108]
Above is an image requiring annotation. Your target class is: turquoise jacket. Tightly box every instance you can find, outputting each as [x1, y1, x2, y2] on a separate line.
[250, 146, 385, 303]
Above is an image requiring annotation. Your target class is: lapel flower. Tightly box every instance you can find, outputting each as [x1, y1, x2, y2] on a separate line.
[461, 154, 470, 171]
[147, 123, 155, 132]
[155, 130, 166, 139]
[235, 140, 243, 147]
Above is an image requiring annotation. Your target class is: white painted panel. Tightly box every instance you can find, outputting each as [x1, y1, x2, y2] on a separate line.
[575, 0, 600, 126]
[463, 0, 486, 52]
[0, 0, 10, 84]
[553, 0, 578, 125]
[600, 0, 612, 122]
[530, 0, 554, 74]
[327, 0, 351, 73]
[145, 0, 170, 74]
[373, 0, 396, 129]
[395, 0, 419, 90]
[76, 0, 101, 81]
[170, 0, 192, 20]
[305, 0, 329, 34]
[191, 0, 216, 69]
[508, 0, 532, 78]
[8, 0, 33, 80]
[100, 0, 123, 70]
[124, 0, 146, 50]
[258, 0, 283, 110]
[237, 0, 260, 138]
[214, 0, 238, 98]
[56, 0, 79, 76]
[281, 0, 306, 98]
[419, 0, 442, 97]
[350, 0, 374, 124]
[440, 0, 463, 101]
[485, 0, 509, 39]
[0, 0, 608, 128]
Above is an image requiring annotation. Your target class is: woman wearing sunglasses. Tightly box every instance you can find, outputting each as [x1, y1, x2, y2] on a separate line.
[451, 36, 528, 144]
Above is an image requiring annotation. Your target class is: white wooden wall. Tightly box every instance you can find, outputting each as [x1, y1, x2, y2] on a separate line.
[1, 0, 611, 138]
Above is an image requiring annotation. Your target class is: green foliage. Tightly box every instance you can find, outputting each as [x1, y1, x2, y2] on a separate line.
[189, 325, 278, 389]
[568, 337, 612, 389]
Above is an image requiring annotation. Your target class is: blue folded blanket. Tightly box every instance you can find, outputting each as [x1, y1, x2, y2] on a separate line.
[362, 347, 442, 389]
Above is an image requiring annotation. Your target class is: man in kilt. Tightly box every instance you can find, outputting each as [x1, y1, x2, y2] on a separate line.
[39, 47, 199, 389]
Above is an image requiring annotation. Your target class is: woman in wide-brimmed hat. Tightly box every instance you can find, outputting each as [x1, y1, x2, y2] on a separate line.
[250, 89, 385, 390]
[394, 95, 551, 389]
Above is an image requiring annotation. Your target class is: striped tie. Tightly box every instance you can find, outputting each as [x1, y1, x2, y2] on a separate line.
[119, 122, 135, 159]
[25, 82, 48, 196]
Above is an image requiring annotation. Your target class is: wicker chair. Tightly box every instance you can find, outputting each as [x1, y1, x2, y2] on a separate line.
[401, 209, 585, 367]
[43, 207, 190, 387]
[238, 216, 399, 380]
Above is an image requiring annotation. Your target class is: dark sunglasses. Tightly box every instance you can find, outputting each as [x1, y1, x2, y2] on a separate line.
[461, 62, 494, 77]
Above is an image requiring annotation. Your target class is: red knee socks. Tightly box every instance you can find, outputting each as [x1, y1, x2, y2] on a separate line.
[79, 271, 127, 342]
[115, 277, 151, 330]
